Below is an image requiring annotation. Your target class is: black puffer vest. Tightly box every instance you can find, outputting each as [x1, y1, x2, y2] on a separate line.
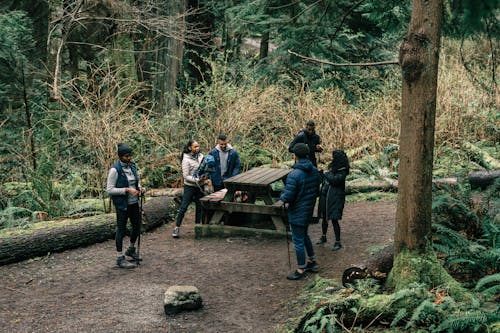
[111, 161, 139, 211]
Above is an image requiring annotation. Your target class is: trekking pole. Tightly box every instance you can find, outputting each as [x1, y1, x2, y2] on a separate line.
[136, 193, 145, 265]
[282, 203, 291, 270]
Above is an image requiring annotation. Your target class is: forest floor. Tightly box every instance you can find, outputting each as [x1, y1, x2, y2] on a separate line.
[0, 200, 396, 333]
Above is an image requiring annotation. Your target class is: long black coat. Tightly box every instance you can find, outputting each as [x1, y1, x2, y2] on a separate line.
[318, 167, 348, 221]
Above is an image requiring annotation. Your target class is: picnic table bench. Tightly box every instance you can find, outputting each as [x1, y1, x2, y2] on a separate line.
[200, 167, 291, 232]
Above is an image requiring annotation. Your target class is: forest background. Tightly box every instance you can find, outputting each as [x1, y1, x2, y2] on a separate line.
[0, 1, 499, 331]
[0, 0, 497, 224]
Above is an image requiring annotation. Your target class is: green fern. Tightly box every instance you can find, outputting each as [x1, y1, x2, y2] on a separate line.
[435, 310, 488, 332]
[390, 308, 408, 327]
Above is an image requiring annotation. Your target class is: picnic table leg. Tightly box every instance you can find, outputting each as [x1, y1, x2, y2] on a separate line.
[270, 216, 286, 233]
[208, 211, 225, 225]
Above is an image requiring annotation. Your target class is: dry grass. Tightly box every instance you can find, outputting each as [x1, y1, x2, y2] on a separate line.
[59, 37, 497, 187]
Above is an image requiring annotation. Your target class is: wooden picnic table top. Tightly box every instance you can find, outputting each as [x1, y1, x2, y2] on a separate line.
[223, 167, 291, 188]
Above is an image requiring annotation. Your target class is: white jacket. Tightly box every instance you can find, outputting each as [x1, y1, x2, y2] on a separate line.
[182, 152, 204, 187]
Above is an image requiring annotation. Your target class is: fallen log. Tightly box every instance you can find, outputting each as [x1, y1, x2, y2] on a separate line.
[468, 170, 500, 190]
[462, 142, 500, 170]
[0, 196, 178, 266]
[342, 243, 394, 287]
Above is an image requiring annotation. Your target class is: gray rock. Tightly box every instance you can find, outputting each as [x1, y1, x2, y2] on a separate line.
[164, 285, 203, 315]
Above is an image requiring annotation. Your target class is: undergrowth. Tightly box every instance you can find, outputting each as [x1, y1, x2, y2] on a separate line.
[281, 180, 499, 333]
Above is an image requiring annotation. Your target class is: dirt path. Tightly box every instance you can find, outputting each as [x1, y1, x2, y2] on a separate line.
[0, 200, 396, 333]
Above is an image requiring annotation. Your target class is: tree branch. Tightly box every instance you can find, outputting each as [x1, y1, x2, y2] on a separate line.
[288, 49, 399, 67]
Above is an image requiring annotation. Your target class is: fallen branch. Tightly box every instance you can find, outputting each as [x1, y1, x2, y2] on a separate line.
[288, 49, 399, 67]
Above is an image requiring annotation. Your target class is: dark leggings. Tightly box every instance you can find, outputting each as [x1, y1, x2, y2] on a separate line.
[115, 203, 141, 252]
[176, 185, 203, 226]
[322, 218, 341, 242]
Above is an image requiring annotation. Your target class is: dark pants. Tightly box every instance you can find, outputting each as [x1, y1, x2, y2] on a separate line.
[176, 185, 203, 226]
[115, 203, 141, 252]
[322, 219, 341, 242]
[290, 223, 315, 269]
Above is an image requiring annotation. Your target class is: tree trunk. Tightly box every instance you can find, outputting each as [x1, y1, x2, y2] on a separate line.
[0, 196, 178, 265]
[394, 0, 443, 255]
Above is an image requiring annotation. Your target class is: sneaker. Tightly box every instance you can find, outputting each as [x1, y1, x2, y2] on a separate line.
[116, 255, 136, 269]
[125, 246, 142, 261]
[316, 235, 327, 244]
[305, 261, 320, 273]
[172, 226, 180, 238]
[332, 242, 342, 251]
[287, 270, 307, 280]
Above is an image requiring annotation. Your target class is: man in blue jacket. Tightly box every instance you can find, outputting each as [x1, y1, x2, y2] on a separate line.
[209, 134, 241, 191]
[280, 143, 321, 280]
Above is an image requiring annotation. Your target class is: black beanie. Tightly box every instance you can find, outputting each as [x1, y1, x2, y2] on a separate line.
[117, 143, 132, 157]
[293, 143, 309, 158]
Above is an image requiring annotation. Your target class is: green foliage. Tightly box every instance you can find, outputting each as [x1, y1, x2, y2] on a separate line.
[475, 273, 500, 301]
[431, 183, 499, 286]
[0, 10, 34, 110]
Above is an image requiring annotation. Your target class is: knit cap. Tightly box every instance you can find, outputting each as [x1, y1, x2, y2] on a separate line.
[117, 143, 132, 157]
[293, 143, 309, 158]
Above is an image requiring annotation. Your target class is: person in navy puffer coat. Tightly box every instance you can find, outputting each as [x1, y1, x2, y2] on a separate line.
[280, 143, 321, 280]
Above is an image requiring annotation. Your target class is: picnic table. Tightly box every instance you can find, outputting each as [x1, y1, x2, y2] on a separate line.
[200, 167, 291, 232]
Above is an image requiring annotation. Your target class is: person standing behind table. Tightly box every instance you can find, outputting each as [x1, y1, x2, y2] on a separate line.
[316, 150, 350, 251]
[279, 143, 321, 280]
[208, 134, 241, 192]
[172, 139, 210, 238]
[288, 120, 323, 167]
[106, 143, 145, 269]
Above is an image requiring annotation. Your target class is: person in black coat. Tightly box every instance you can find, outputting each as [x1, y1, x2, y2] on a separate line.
[316, 150, 350, 251]
[288, 120, 323, 167]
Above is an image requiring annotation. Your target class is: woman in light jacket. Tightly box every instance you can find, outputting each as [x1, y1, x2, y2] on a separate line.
[172, 139, 210, 238]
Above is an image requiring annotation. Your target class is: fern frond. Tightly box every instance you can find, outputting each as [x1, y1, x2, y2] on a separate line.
[436, 310, 488, 332]
[390, 308, 408, 327]
[475, 273, 500, 291]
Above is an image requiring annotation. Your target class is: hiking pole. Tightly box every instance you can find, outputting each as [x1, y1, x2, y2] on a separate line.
[282, 203, 292, 270]
[136, 193, 145, 265]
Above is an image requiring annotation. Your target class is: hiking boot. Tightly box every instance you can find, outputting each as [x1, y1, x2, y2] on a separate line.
[287, 270, 308, 280]
[172, 226, 180, 238]
[332, 242, 342, 251]
[125, 246, 142, 262]
[305, 261, 320, 273]
[116, 255, 136, 269]
[316, 235, 327, 244]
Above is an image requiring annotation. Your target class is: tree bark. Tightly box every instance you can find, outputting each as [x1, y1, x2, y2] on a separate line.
[0, 196, 178, 265]
[394, 0, 443, 255]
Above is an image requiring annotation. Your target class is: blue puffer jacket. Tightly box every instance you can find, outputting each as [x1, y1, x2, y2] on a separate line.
[279, 158, 320, 226]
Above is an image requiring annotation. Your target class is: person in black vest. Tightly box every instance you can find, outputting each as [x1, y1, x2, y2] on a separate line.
[288, 120, 323, 167]
[106, 143, 145, 269]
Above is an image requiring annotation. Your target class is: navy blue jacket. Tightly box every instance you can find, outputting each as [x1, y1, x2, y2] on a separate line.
[208, 147, 241, 188]
[279, 158, 320, 226]
[111, 161, 139, 211]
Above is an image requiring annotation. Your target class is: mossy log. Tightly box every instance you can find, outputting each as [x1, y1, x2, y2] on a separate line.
[346, 179, 398, 194]
[468, 169, 500, 189]
[0, 196, 178, 265]
[462, 142, 500, 170]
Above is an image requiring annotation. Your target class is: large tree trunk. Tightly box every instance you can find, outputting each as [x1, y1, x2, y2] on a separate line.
[0, 196, 178, 266]
[394, 0, 443, 255]
[388, 0, 467, 297]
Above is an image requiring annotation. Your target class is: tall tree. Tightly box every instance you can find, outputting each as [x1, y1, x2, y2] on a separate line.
[394, 0, 443, 255]
[388, 0, 467, 295]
